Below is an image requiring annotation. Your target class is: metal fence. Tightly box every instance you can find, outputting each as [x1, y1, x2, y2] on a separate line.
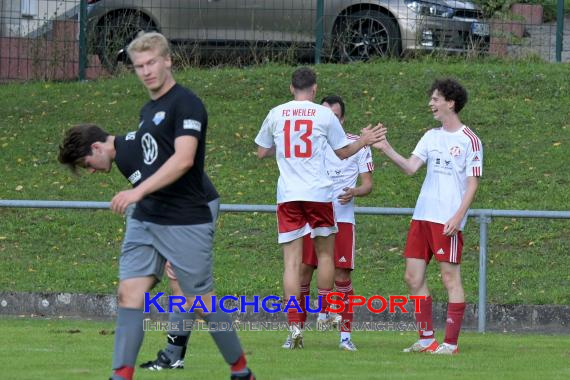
[1, 199, 569, 332]
[0, 0, 568, 81]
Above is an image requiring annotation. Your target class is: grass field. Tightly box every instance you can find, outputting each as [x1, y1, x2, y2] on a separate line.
[0, 317, 569, 380]
[0, 60, 569, 304]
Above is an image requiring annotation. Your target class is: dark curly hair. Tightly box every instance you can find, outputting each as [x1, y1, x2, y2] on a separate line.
[58, 124, 109, 173]
[428, 78, 468, 113]
[321, 95, 345, 118]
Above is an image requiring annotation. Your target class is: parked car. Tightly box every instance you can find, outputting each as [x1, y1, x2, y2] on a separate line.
[87, 0, 489, 70]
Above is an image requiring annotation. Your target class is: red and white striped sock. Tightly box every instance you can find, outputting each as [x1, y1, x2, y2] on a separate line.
[335, 279, 354, 333]
[318, 288, 332, 314]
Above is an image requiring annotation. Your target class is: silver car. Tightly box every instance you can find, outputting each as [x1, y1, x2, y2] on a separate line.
[87, 0, 489, 69]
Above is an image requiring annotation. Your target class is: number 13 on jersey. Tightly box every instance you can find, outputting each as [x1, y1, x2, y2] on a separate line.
[283, 119, 313, 158]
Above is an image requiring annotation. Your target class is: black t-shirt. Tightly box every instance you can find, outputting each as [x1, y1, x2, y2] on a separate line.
[202, 173, 219, 203]
[114, 134, 219, 203]
[115, 84, 215, 225]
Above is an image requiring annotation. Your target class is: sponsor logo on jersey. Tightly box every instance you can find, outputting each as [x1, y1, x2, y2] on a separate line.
[125, 132, 136, 141]
[449, 146, 461, 157]
[128, 170, 141, 184]
[183, 119, 202, 132]
[153, 111, 166, 125]
[436, 248, 445, 255]
[142, 133, 158, 165]
[436, 158, 441, 165]
[444, 160, 451, 166]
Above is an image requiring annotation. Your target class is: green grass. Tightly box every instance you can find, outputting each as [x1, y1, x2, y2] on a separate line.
[0, 317, 569, 379]
[0, 61, 569, 304]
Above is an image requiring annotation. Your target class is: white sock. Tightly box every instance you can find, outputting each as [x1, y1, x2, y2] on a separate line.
[340, 332, 351, 341]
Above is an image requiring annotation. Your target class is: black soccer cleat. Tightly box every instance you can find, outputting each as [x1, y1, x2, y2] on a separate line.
[139, 350, 184, 371]
[230, 368, 255, 380]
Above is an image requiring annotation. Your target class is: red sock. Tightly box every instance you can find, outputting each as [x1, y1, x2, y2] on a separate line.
[444, 302, 466, 345]
[415, 296, 434, 339]
[299, 283, 311, 328]
[231, 353, 247, 372]
[318, 288, 332, 313]
[335, 280, 353, 332]
[114, 366, 134, 380]
[287, 297, 303, 326]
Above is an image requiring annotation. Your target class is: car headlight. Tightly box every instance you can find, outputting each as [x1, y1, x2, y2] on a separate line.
[405, 0, 454, 18]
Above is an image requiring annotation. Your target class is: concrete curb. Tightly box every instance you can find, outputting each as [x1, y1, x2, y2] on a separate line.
[0, 292, 568, 333]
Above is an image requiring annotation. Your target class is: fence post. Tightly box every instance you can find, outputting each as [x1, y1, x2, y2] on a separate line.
[79, 0, 87, 81]
[478, 213, 491, 332]
[314, 0, 325, 64]
[556, 0, 565, 62]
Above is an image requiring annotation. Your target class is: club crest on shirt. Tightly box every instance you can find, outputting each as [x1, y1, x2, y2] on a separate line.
[153, 111, 166, 126]
[449, 146, 461, 157]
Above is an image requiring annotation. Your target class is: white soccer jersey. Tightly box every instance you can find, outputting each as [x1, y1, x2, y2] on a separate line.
[255, 100, 350, 203]
[326, 134, 374, 224]
[411, 125, 483, 230]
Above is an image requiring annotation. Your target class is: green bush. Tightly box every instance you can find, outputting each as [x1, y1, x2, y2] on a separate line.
[475, 0, 518, 18]
[474, 0, 564, 22]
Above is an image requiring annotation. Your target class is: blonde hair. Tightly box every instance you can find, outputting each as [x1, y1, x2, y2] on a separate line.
[127, 31, 171, 58]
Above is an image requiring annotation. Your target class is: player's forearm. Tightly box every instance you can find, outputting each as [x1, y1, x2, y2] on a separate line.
[135, 154, 193, 197]
[257, 145, 275, 159]
[352, 183, 372, 197]
[383, 145, 417, 175]
[336, 140, 366, 160]
[354, 173, 373, 197]
[453, 177, 480, 220]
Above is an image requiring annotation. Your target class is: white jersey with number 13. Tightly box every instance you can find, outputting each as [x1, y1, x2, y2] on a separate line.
[255, 100, 349, 203]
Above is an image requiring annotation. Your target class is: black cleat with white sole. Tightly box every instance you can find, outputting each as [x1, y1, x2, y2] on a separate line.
[139, 350, 184, 371]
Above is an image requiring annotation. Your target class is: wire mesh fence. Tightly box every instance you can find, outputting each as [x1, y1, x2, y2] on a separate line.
[0, 0, 568, 82]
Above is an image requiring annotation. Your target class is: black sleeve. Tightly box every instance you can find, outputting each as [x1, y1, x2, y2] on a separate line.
[174, 92, 207, 140]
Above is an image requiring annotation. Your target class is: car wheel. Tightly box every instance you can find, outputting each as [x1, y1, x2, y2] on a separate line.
[333, 10, 401, 62]
[95, 11, 155, 72]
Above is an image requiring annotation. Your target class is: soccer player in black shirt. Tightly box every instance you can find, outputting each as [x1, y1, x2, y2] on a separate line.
[58, 31, 254, 380]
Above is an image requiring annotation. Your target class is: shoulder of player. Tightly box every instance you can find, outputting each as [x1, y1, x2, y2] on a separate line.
[172, 84, 205, 107]
[461, 125, 481, 140]
[460, 126, 482, 151]
[317, 103, 337, 118]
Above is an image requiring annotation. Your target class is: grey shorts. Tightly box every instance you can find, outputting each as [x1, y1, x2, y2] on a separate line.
[209, 198, 220, 224]
[120, 217, 215, 296]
